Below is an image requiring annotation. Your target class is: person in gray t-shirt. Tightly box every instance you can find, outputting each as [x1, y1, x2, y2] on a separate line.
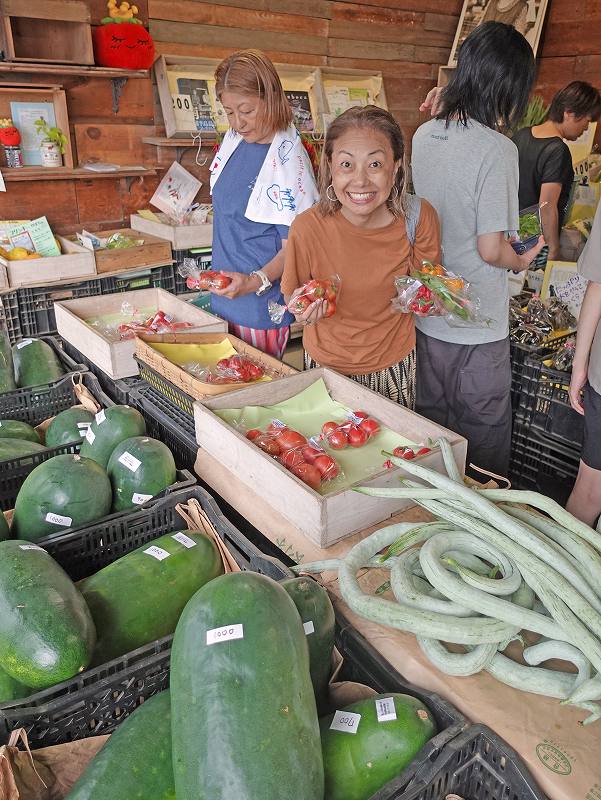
[566, 200, 601, 525]
[411, 21, 545, 478]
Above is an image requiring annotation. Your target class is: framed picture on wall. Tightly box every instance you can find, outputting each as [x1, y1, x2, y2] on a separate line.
[448, 0, 550, 67]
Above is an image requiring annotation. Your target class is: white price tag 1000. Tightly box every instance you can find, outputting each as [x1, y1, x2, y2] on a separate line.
[132, 493, 153, 506]
[15, 339, 33, 349]
[85, 428, 95, 445]
[375, 697, 397, 722]
[45, 512, 72, 527]
[19, 544, 44, 551]
[330, 710, 361, 734]
[206, 624, 244, 646]
[95, 409, 106, 425]
[144, 545, 171, 561]
[303, 620, 315, 635]
[172, 532, 197, 548]
[118, 451, 141, 472]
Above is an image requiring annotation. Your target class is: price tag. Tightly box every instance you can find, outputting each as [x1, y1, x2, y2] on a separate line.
[85, 427, 95, 445]
[118, 451, 141, 472]
[45, 512, 72, 527]
[375, 697, 397, 722]
[19, 544, 44, 551]
[303, 620, 315, 635]
[270, 418, 287, 429]
[206, 623, 244, 646]
[172, 532, 197, 548]
[132, 493, 153, 505]
[95, 409, 106, 425]
[77, 422, 91, 431]
[16, 339, 33, 349]
[144, 545, 171, 561]
[330, 710, 361, 734]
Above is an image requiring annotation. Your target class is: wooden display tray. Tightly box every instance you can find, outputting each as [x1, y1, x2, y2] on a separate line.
[193, 367, 467, 548]
[54, 288, 227, 380]
[130, 213, 213, 250]
[1, 236, 95, 288]
[73, 228, 173, 275]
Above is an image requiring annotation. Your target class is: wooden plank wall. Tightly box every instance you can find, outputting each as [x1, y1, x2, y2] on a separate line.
[0, 0, 599, 235]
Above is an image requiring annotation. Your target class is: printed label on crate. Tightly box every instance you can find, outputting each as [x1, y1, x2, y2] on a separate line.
[19, 544, 44, 552]
[330, 710, 361, 734]
[144, 545, 171, 561]
[206, 623, 244, 646]
[375, 697, 397, 722]
[303, 620, 315, 635]
[45, 512, 72, 527]
[132, 492, 153, 505]
[118, 451, 141, 472]
[172, 532, 197, 548]
[15, 339, 33, 349]
[95, 409, 106, 425]
[85, 427, 96, 445]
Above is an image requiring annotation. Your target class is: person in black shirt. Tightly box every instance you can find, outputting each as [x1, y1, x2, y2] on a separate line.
[513, 81, 601, 266]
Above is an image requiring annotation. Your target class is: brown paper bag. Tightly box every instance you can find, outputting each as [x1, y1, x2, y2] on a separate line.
[328, 647, 376, 709]
[34, 375, 102, 442]
[175, 498, 241, 573]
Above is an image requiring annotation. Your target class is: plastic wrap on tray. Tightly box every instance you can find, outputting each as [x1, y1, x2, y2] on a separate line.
[508, 203, 545, 255]
[393, 261, 487, 327]
[318, 409, 381, 451]
[550, 338, 576, 372]
[88, 302, 195, 342]
[183, 354, 265, 385]
[178, 259, 232, 291]
[269, 275, 341, 324]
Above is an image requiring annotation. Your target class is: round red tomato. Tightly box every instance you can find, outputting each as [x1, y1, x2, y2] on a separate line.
[314, 454, 339, 480]
[393, 446, 415, 460]
[278, 429, 307, 451]
[353, 410, 369, 420]
[267, 421, 288, 435]
[245, 428, 261, 441]
[360, 418, 380, 437]
[347, 424, 369, 448]
[255, 435, 281, 456]
[304, 279, 328, 300]
[322, 421, 338, 437]
[291, 462, 322, 491]
[302, 445, 322, 464]
[280, 448, 305, 469]
[291, 295, 312, 314]
[327, 429, 348, 450]
[323, 301, 336, 318]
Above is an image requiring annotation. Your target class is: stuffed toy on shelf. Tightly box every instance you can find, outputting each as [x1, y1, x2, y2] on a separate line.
[93, 0, 155, 70]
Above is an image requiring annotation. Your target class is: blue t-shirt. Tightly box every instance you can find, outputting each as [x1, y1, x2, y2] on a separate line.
[210, 140, 293, 329]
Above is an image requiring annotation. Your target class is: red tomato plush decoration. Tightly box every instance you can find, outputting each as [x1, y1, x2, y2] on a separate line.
[93, 21, 155, 70]
[0, 127, 21, 146]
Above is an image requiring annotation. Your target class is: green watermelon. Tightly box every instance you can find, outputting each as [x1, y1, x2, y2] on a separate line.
[0, 419, 41, 443]
[79, 405, 146, 469]
[45, 408, 95, 448]
[0, 664, 31, 704]
[0, 438, 47, 462]
[11, 454, 112, 541]
[12, 338, 64, 388]
[107, 437, 176, 512]
[0, 332, 16, 393]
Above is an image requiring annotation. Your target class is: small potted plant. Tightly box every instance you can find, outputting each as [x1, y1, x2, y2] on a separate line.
[34, 118, 68, 167]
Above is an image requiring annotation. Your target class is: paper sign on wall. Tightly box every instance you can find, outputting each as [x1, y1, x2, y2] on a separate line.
[150, 162, 202, 224]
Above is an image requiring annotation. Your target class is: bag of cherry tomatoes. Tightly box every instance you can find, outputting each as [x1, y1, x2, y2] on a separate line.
[184, 354, 265, 385]
[243, 420, 342, 490]
[178, 260, 232, 291]
[393, 261, 487, 327]
[319, 410, 381, 451]
[269, 275, 341, 324]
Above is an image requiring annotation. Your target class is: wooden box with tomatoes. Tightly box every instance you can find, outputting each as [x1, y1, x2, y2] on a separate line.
[193, 368, 467, 548]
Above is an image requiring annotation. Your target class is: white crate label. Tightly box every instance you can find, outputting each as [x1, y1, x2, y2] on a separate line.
[375, 697, 397, 722]
[270, 418, 287, 429]
[118, 451, 141, 472]
[45, 512, 72, 527]
[95, 409, 106, 425]
[172, 532, 197, 548]
[330, 710, 361, 734]
[0, 422, 2, 427]
[206, 624, 244, 646]
[15, 339, 33, 349]
[85, 427, 95, 445]
[132, 492, 153, 505]
[19, 544, 44, 551]
[77, 422, 91, 430]
[144, 545, 171, 561]
[303, 620, 315, 635]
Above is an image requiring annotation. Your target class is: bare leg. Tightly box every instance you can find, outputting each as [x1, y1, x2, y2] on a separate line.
[566, 460, 601, 526]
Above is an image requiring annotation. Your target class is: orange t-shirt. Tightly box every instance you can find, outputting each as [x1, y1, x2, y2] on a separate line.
[281, 202, 441, 375]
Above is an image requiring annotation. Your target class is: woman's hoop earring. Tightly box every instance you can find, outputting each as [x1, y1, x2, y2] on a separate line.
[326, 184, 338, 203]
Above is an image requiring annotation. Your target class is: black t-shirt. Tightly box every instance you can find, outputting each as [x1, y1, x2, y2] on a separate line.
[513, 127, 574, 228]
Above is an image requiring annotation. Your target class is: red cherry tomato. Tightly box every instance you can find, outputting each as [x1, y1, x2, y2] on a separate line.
[255, 435, 280, 456]
[291, 295, 312, 314]
[323, 300, 336, 318]
[326, 429, 348, 450]
[277, 429, 307, 451]
[302, 445, 322, 464]
[325, 283, 338, 303]
[322, 421, 339, 437]
[304, 279, 328, 300]
[314, 454, 339, 481]
[393, 446, 415, 460]
[353, 410, 369, 420]
[291, 462, 322, 491]
[245, 429, 261, 441]
[347, 424, 369, 448]
[359, 418, 380, 437]
[415, 446, 432, 457]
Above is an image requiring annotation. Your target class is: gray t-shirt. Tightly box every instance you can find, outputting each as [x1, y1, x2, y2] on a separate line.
[411, 118, 519, 344]
[577, 200, 601, 395]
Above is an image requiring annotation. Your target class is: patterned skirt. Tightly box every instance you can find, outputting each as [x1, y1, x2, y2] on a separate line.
[228, 324, 290, 360]
[304, 349, 417, 409]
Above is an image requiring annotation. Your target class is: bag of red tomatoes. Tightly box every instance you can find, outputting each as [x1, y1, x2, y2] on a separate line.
[243, 420, 342, 490]
[319, 410, 381, 451]
[178, 260, 232, 291]
[184, 354, 265, 385]
[269, 275, 341, 324]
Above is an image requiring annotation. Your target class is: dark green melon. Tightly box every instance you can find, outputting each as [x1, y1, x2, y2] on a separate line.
[0, 333, 16, 393]
[79, 405, 146, 469]
[45, 408, 95, 448]
[0, 419, 41, 443]
[12, 338, 64, 388]
[107, 436, 176, 512]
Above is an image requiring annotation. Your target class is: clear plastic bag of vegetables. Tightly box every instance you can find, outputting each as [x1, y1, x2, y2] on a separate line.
[183, 354, 266, 385]
[508, 203, 546, 255]
[393, 261, 489, 327]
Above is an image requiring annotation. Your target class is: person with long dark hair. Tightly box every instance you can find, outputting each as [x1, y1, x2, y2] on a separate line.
[411, 22, 545, 477]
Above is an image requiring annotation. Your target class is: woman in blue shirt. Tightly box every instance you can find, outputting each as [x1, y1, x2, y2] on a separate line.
[207, 50, 319, 358]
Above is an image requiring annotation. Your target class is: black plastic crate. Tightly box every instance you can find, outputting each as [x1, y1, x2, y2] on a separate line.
[172, 246, 212, 294]
[510, 331, 573, 413]
[0, 372, 114, 511]
[134, 353, 197, 416]
[509, 418, 579, 505]
[128, 383, 197, 471]
[0, 288, 22, 343]
[15, 265, 176, 340]
[0, 336, 87, 419]
[62, 340, 143, 404]
[372, 724, 546, 800]
[0, 484, 292, 746]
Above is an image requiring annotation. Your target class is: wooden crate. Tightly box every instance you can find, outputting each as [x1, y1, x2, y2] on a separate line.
[0, 0, 93, 65]
[194, 368, 467, 549]
[76, 228, 173, 275]
[130, 213, 213, 250]
[1, 236, 95, 288]
[55, 288, 227, 380]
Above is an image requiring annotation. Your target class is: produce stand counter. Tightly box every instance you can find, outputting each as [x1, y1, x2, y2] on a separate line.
[195, 449, 599, 800]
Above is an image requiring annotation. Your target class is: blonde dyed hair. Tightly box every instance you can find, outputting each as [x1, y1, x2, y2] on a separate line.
[214, 49, 293, 137]
[318, 105, 407, 218]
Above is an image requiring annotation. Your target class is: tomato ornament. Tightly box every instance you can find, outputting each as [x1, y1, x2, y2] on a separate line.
[93, 2, 155, 70]
[0, 126, 21, 147]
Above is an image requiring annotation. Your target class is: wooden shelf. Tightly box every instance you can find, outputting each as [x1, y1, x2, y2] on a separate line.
[0, 62, 148, 79]
[2, 166, 157, 182]
[143, 136, 217, 146]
